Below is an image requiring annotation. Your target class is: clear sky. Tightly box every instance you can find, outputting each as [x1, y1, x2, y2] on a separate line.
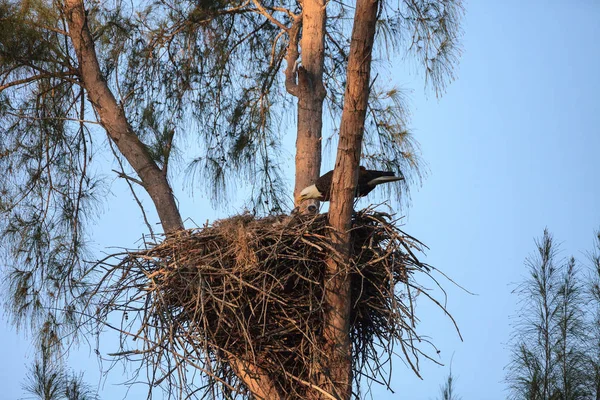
[2, 1, 600, 399]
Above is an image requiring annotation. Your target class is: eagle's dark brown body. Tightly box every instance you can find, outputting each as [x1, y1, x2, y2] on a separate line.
[297, 166, 403, 202]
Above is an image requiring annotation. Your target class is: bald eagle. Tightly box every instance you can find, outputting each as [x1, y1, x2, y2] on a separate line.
[297, 166, 404, 203]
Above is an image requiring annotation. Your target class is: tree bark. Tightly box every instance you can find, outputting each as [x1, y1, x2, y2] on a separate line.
[229, 357, 283, 400]
[293, 0, 327, 211]
[63, 0, 183, 234]
[320, 1, 380, 399]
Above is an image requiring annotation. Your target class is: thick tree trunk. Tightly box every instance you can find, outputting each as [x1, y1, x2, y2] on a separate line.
[63, 0, 183, 234]
[319, 1, 380, 399]
[293, 0, 327, 210]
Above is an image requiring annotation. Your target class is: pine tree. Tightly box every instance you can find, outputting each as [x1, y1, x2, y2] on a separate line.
[22, 344, 98, 400]
[1, 0, 463, 398]
[437, 364, 462, 400]
[507, 230, 561, 399]
[586, 231, 600, 399]
[506, 230, 589, 400]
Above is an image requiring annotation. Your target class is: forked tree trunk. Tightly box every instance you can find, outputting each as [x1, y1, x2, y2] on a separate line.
[293, 0, 327, 210]
[63, 0, 183, 234]
[319, 0, 380, 399]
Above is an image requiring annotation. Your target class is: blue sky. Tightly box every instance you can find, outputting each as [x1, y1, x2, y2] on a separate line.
[3, 1, 600, 399]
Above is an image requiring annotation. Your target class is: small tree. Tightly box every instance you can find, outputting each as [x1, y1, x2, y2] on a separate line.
[554, 257, 588, 399]
[506, 229, 561, 399]
[436, 364, 462, 400]
[506, 229, 589, 400]
[22, 344, 98, 400]
[586, 231, 600, 399]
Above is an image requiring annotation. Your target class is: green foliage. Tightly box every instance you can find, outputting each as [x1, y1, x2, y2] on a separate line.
[104, 0, 292, 212]
[506, 229, 600, 399]
[0, 1, 99, 348]
[0, 0, 62, 66]
[554, 257, 588, 399]
[1, 0, 464, 227]
[436, 364, 462, 400]
[362, 86, 425, 206]
[586, 231, 600, 399]
[324, 1, 463, 205]
[22, 343, 99, 400]
[397, 0, 464, 95]
[0, 0, 464, 393]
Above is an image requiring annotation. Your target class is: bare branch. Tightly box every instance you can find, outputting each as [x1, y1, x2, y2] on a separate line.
[285, 14, 302, 96]
[251, 0, 289, 31]
[0, 72, 75, 92]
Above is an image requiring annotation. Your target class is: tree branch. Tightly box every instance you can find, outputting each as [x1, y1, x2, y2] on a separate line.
[229, 357, 283, 400]
[251, 0, 289, 31]
[111, 169, 144, 186]
[0, 72, 76, 92]
[285, 14, 302, 96]
[63, 0, 183, 234]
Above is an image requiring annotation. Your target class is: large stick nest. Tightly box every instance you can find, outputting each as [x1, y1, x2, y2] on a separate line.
[93, 208, 450, 399]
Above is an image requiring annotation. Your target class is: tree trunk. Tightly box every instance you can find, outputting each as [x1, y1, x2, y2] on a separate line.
[64, 0, 280, 400]
[64, 1, 282, 396]
[293, 0, 327, 210]
[319, 0, 380, 399]
[229, 357, 283, 400]
[63, 0, 183, 234]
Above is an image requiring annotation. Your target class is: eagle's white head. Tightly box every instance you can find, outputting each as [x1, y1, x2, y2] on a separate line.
[296, 184, 322, 203]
